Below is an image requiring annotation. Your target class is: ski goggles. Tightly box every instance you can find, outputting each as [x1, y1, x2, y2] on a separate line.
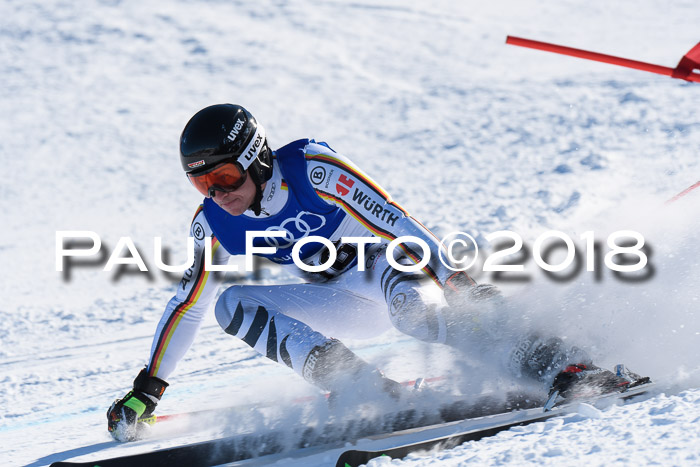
[187, 161, 248, 198]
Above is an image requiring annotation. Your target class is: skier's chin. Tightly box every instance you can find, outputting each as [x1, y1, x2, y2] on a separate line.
[218, 198, 247, 216]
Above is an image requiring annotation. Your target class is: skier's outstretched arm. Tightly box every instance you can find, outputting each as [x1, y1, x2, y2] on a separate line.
[146, 206, 230, 380]
[107, 205, 230, 440]
[303, 142, 473, 291]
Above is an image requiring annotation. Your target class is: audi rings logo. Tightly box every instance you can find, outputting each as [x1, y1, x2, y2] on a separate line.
[264, 211, 327, 249]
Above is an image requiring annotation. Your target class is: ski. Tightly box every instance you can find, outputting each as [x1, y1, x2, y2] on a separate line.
[135, 376, 445, 428]
[336, 411, 560, 467]
[336, 382, 654, 467]
[48, 392, 538, 467]
[49, 382, 652, 467]
[48, 431, 292, 467]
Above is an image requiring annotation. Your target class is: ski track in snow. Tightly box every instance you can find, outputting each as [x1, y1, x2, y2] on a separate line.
[1, 0, 699, 466]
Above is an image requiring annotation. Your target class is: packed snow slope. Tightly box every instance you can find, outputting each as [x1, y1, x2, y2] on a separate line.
[1, 0, 699, 466]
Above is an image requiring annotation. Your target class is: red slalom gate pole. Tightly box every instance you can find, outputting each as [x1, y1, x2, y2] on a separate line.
[506, 36, 700, 83]
[666, 180, 700, 204]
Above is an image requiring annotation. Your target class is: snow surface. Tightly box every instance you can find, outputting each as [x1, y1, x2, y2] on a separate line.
[2, 0, 700, 466]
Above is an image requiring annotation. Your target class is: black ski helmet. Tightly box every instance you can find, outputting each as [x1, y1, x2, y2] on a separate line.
[180, 104, 273, 214]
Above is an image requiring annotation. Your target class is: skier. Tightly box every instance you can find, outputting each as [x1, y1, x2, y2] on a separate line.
[107, 104, 636, 439]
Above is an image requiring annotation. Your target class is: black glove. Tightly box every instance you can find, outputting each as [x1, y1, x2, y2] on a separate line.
[443, 271, 502, 308]
[107, 368, 168, 441]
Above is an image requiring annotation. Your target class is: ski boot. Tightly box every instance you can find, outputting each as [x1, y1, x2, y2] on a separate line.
[545, 363, 651, 410]
[303, 338, 406, 407]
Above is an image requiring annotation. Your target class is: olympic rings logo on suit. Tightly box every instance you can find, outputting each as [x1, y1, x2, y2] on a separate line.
[264, 211, 327, 249]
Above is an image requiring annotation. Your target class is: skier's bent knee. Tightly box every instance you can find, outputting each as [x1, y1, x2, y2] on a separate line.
[214, 287, 242, 331]
[389, 300, 444, 343]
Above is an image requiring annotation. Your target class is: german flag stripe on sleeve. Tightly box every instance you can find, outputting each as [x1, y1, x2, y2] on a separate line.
[148, 236, 221, 377]
[190, 205, 204, 223]
[410, 215, 443, 245]
[306, 153, 409, 216]
[316, 190, 442, 288]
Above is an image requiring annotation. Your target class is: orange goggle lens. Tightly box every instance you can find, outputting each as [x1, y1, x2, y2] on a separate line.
[187, 163, 248, 198]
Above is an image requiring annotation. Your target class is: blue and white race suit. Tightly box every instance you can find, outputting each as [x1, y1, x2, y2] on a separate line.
[146, 139, 475, 382]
